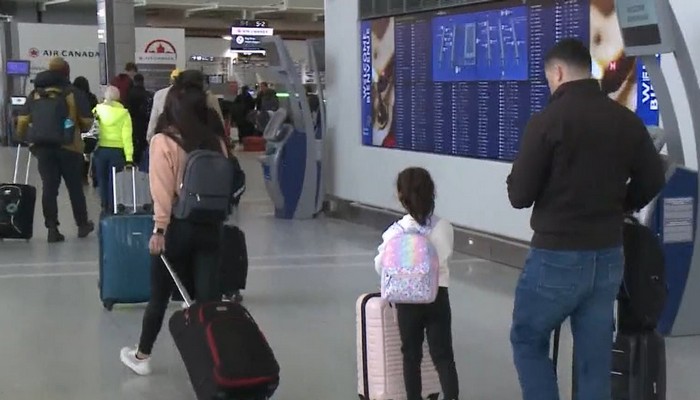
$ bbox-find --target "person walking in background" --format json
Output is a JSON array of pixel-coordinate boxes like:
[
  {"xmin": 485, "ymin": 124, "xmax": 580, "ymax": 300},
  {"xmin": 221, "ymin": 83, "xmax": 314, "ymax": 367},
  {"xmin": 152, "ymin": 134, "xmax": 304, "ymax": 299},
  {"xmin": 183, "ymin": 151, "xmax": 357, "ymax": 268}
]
[
  {"xmin": 127, "ymin": 73, "xmax": 152, "ymax": 166},
  {"xmin": 110, "ymin": 73, "xmax": 133, "ymax": 105},
  {"xmin": 124, "ymin": 62, "xmax": 138, "ymax": 80},
  {"xmin": 147, "ymin": 69, "xmax": 224, "ymax": 142},
  {"xmin": 120, "ymin": 75, "xmax": 230, "ymax": 376},
  {"xmin": 72, "ymin": 76, "xmax": 98, "ymax": 110},
  {"xmin": 15, "ymin": 57, "xmax": 95, "ymax": 242},
  {"xmin": 92, "ymin": 86, "xmax": 134, "ymax": 212},
  {"xmin": 72, "ymin": 76, "xmax": 99, "ymax": 184},
  {"xmin": 232, "ymin": 86, "xmax": 256, "ymax": 139},
  {"xmin": 507, "ymin": 38, "xmax": 665, "ymax": 400},
  {"xmin": 146, "ymin": 68, "xmax": 180, "ymax": 143},
  {"xmin": 374, "ymin": 168, "xmax": 460, "ymax": 400}
]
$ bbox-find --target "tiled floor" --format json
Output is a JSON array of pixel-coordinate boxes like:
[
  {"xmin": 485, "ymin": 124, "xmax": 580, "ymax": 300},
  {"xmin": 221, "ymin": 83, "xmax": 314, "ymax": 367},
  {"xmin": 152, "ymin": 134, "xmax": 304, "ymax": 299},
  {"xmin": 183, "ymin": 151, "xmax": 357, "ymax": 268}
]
[{"xmin": 0, "ymin": 146, "xmax": 698, "ymax": 399}]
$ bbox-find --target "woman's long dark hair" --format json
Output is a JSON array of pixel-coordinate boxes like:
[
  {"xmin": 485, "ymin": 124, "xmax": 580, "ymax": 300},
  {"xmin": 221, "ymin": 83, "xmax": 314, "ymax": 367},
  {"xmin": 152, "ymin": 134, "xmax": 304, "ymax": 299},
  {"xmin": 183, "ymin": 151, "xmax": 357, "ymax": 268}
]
[
  {"xmin": 397, "ymin": 167, "xmax": 436, "ymax": 226},
  {"xmin": 73, "ymin": 76, "xmax": 91, "ymax": 94},
  {"xmin": 160, "ymin": 71, "xmax": 225, "ymax": 152}
]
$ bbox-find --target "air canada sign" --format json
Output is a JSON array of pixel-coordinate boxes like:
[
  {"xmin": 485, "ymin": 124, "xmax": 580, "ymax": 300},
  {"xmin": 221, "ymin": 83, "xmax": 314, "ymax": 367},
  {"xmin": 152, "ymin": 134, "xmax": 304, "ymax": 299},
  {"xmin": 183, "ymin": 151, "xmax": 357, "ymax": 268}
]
[{"xmin": 28, "ymin": 47, "xmax": 99, "ymax": 58}]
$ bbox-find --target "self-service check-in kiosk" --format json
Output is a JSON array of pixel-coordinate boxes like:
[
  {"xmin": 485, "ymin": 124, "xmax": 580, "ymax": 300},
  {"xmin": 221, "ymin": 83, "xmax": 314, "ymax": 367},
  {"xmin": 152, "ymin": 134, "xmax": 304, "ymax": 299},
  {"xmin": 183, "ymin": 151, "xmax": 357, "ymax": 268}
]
[
  {"xmin": 615, "ymin": 0, "xmax": 700, "ymax": 336},
  {"xmin": 256, "ymin": 36, "xmax": 323, "ymax": 219}
]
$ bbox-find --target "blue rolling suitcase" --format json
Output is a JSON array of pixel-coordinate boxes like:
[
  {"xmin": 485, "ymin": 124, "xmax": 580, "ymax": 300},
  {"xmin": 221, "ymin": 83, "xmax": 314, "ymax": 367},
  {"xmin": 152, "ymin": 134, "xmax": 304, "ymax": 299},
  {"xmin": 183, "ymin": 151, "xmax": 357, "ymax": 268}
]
[{"xmin": 99, "ymin": 167, "xmax": 153, "ymax": 311}]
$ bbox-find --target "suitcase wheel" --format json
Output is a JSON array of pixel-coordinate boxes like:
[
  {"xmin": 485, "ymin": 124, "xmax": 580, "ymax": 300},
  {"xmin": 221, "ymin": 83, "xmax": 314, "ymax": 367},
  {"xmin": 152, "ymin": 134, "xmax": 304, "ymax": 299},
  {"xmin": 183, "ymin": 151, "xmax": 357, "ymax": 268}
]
[{"xmin": 103, "ymin": 301, "xmax": 115, "ymax": 311}]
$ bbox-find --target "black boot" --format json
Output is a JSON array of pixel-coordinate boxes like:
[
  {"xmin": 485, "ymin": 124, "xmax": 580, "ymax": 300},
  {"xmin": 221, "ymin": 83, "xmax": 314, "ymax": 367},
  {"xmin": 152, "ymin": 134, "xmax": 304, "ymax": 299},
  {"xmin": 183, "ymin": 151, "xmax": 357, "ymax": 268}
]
[
  {"xmin": 78, "ymin": 221, "xmax": 95, "ymax": 238},
  {"xmin": 47, "ymin": 228, "xmax": 65, "ymax": 243}
]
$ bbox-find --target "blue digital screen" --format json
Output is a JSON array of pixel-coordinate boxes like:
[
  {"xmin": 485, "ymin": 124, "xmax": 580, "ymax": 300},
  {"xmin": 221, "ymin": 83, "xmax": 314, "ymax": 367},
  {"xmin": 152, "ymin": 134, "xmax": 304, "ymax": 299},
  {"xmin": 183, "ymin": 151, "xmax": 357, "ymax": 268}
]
[
  {"xmin": 6, "ymin": 60, "xmax": 30, "ymax": 76},
  {"xmin": 361, "ymin": 0, "xmax": 659, "ymax": 161},
  {"xmin": 433, "ymin": 7, "xmax": 529, "ymax": 82}
]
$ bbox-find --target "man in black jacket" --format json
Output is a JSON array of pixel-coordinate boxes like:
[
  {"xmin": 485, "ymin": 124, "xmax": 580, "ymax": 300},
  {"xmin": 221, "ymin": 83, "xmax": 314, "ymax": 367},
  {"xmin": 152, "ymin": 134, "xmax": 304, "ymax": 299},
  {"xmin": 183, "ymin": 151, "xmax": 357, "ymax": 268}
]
[{"xmin": 507, "ymin": 39, "xmax": 664, "ymax": 400}]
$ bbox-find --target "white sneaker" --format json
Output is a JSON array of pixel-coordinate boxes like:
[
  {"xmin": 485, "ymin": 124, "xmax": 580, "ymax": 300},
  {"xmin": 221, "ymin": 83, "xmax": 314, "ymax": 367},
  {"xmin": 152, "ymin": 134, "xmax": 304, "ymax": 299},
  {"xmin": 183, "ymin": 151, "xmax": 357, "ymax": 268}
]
[{"xmin": 120, "ymin": 346, "xmax": 152, "ymax": 376}]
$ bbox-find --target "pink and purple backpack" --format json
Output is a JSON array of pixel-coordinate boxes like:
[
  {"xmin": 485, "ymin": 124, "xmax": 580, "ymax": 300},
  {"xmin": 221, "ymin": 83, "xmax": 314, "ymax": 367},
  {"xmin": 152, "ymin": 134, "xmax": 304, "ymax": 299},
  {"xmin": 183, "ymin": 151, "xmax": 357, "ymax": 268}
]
[{"xmin": 380, "ymin": 221, "xmax": 440, "ymax": 304}]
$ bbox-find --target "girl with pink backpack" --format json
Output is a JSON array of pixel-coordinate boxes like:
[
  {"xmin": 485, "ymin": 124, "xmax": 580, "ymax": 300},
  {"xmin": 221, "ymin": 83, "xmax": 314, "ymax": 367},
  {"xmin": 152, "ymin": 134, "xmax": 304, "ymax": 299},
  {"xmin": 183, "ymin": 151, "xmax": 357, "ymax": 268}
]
[{"xmin": 374, "ymin": 167, "xmax": 460, "ymax": 400}]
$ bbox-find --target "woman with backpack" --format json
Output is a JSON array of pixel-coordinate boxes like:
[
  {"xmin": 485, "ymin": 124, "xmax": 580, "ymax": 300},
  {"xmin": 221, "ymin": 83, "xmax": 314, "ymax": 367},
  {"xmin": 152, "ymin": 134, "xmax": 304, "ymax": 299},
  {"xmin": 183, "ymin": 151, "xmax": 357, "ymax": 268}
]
[
  {"xmin": 92, "ymin": 85, "xmax": 134, "ymax": 211},
  {"xmin": 120, "ymin": 72, "xmax": 230, "ymax": 376},
  {"xmin": 374, "ymin": 167, "xmax": 460, "ymax": 400}
]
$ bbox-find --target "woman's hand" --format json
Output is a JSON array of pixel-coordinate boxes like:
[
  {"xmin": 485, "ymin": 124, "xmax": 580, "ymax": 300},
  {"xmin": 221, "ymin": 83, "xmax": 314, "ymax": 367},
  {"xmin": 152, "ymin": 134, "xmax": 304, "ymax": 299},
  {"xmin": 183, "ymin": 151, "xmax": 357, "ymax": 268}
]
[{"xmin": 149, "ymin": 233, "xmax": 165, "ymax": 255}]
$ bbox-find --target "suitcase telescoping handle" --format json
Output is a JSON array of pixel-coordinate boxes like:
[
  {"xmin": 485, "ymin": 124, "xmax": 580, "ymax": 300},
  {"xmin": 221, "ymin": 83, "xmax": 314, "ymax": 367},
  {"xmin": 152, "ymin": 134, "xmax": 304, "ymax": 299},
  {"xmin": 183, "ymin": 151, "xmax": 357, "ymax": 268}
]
[
  {"xmin": 111, "ymin": 166, "xmax": 139, "ymax": 215},
  {"xmin": 160, "ymin": 255, "xmax": 193, "ymax": 308},
  {"xmin": 13, "ymin": 144, "xmax": 31, "ymax": 185}
]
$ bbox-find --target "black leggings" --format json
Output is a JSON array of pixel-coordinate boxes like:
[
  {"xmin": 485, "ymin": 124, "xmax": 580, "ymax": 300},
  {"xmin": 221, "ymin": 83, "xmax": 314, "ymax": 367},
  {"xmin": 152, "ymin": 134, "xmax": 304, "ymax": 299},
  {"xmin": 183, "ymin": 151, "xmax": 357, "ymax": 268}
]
[
  {"xmin": 396, "ymin": 287, "xmax": 459, "ymax": 400},
  {"xmin": 138, "ymin": 219, "xmax": 221, "ymax": 355}
]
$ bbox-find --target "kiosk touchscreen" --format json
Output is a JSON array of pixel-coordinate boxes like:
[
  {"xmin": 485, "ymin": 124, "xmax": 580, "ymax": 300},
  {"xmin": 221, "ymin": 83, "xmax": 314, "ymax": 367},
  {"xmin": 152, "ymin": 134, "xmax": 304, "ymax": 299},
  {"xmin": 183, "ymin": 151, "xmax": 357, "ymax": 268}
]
[{"xmin": 615, "ymin": 0, "xmax": 700, "ymax": 336}]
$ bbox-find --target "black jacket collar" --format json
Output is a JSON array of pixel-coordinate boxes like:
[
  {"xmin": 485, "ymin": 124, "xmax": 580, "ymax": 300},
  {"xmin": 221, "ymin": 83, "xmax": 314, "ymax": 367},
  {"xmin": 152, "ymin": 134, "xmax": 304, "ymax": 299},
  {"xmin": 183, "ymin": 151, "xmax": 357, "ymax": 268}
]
[{"xmin": 550, "ymin": 79, "xmax": 602, "ymax": 103}]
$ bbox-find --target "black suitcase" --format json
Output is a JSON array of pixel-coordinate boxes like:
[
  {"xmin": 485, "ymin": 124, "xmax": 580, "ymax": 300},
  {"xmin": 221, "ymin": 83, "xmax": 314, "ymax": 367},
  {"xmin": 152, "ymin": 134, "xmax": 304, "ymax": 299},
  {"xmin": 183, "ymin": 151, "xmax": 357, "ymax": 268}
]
[
  {"xmin": 611, "ymin": 330, "xmax": 666, "ymax": 400},
  {"xmin": 0, "ymin": 145, "xmax": 36, "ymax": 241},
  {"xmin": 162, "ymin": 256, "xmax": 279, "ymax": 400},
  {"xmin": 553, "ymin": 327, "xmax": 667, "ymax": 400},
  {"xmin": 220, "ymin": 224, "xmax": 249, "ymax": 295}
]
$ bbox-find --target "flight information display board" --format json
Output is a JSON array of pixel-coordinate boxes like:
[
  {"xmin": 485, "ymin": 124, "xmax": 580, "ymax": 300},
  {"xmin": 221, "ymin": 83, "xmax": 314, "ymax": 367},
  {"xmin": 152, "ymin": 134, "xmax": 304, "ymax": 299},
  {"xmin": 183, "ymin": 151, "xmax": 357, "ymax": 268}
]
[{"xmin": 360, "ymin": 0, "xmax": 660, "ymax": 162}]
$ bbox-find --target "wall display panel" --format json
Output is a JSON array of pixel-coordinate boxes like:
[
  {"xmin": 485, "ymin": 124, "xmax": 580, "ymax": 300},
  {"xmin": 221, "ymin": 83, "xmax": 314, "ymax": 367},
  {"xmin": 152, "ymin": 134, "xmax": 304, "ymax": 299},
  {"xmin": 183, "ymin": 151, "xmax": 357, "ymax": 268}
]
[{"xmin": 360, "ymin": 0, "xmax": 660, "ymax": 162}]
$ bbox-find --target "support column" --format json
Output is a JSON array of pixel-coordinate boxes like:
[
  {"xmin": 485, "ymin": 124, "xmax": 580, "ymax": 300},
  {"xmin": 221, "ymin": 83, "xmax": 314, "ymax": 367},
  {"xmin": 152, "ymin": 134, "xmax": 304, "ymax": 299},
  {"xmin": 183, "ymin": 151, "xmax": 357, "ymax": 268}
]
[{"xmin": 97, "ymin": 0, "xmax": 135, "ymax": 84}]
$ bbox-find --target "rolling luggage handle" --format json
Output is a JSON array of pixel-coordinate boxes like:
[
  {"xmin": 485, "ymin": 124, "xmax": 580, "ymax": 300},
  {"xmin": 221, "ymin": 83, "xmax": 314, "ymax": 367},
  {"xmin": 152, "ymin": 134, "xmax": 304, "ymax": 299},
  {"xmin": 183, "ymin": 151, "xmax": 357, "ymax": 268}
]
[
  {"xmin": 160, "ymin": 255, "xmax": 193, "ymax": 308},
  {"xmin": 111, "ymin": 166, "xmax": 139, "ymax": 215},
  {"xmin": 13, "ymin": 144, "xmax": 31, "ymax": 185}
]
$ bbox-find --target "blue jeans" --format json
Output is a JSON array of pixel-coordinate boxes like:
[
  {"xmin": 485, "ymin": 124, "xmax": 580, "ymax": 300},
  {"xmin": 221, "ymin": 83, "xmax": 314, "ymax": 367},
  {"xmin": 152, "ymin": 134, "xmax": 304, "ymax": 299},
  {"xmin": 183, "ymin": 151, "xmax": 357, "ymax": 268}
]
[
  {"xmin": 510, "ymin": 247, "xmax": 624, "ymax": 400},
  {"xmin": 93, "ymin": 147, "xmax": 126, "ymax": 211}
]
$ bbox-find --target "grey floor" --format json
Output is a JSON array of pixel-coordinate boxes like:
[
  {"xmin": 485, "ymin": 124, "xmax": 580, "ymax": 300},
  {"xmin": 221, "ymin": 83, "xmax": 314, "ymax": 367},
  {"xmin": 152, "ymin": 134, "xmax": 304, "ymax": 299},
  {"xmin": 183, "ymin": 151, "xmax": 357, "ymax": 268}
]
[{"xmin": 0, "ymin": 147, "xmax": 699, "ymax": 400}]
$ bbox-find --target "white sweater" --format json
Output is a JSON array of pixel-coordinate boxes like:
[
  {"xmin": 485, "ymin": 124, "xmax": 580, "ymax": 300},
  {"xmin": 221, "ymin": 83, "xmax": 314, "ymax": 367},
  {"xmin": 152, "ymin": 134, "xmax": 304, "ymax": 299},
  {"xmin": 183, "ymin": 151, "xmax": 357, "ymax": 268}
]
[{"xmin": 374, "ymin": 215, "xmax": 454, "ymax": 288}]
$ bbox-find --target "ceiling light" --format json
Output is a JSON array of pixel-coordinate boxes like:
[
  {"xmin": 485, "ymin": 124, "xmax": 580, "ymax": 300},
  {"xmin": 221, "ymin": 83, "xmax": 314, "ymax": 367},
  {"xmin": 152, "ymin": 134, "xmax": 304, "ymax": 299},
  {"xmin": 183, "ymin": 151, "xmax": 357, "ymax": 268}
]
[{"xmin": 222, "ymin": 35, "xmax": 232, "ymax": 41}]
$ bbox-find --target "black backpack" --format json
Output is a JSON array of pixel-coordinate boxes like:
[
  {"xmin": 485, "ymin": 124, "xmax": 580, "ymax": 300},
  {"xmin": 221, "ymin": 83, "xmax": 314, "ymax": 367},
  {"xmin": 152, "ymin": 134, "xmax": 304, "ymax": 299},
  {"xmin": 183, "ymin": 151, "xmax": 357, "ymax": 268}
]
[
  {"xmin": 618, "ymin": 217, "xmax": 668, "ymax": 332},
  {"xmin": 172, "ymin": 149, "xmax": 235, "ymax": 222},
  {"xmin": 26, "ymin": 88, "xmax": 73, "ymax": 146}
]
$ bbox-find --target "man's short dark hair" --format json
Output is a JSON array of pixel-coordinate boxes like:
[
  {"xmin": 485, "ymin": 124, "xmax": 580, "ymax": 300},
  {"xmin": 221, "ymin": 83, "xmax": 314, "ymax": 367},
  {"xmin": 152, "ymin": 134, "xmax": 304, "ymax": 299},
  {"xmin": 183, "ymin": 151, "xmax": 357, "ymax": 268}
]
[
  {"xmin": 544, "ymin": 38, "xmax": 592, "ymax": 72},
  {"xmin": 125, "ymin": 62, "xmax": 138, "ymax": 72},
  {"xmin": 133, "ymin": 73, "xmax": 144, "ymax": 85}
]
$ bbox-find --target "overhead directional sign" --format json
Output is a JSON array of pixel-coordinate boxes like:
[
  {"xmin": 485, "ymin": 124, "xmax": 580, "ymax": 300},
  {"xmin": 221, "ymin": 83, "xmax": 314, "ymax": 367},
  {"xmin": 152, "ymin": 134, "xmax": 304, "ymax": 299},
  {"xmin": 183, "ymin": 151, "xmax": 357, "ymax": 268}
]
[{"xmin": 230, "ymin": 20, "xmax": 274, "ymax": 54}]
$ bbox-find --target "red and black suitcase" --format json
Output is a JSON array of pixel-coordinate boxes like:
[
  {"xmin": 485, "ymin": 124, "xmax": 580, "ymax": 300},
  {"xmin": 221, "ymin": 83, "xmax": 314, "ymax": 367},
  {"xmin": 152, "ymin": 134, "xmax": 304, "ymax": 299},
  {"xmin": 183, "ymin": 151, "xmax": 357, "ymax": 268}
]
[
  {"xmin": 162, "ymin": 256, "xmax": 279, "ymax": 400},
  {"xmin": 0, "ymin": 145, "xmax": 35, "ymax": 241}
]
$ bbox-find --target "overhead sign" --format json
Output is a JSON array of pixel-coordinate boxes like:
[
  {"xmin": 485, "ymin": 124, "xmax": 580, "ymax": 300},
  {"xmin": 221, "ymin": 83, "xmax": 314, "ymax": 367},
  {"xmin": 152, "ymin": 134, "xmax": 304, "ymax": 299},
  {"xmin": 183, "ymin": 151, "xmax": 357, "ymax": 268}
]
[
  {"xmin": 230, "ymin": 19, "xmax": 273, "ymax": 54},
  {"xmin": 231, "ymin": 27, "xmax": 274, "ymax": 37}
]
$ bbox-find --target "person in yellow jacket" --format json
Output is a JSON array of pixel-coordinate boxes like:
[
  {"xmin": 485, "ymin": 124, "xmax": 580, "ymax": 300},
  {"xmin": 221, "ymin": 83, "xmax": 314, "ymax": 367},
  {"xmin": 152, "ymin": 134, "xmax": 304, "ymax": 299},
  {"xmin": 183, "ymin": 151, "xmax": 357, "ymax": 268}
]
[{"xmin": 93, "ymin": 85, "xmax": 134, "ymax": 211}]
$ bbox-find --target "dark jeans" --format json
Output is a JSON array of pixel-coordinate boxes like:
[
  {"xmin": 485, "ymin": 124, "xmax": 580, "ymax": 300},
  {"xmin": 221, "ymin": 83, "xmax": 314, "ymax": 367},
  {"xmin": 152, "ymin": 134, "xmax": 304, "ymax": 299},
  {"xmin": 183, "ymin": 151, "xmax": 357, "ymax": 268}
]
[
  {"xmin": 510, "ymin": 247, "xmax": 624, "ymax": 400},
  {"xmin": 138, "ymin": 219, "xmax": 222, "ymax": 355},
  {"xmin": 33, "ymin": 147, "xmax": 89, "ymax": 229},
  {"xmin": 93, "ymin": 147, "xmax": 126, "ymax": 210},
  {"xmin": 396, "ymin": 287, "xmax": 459, "ymax": 400}
]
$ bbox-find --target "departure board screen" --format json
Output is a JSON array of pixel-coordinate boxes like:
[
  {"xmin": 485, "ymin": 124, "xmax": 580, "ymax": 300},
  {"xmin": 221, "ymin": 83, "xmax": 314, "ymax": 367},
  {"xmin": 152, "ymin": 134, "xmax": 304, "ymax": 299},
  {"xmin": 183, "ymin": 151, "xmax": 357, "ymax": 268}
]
[{"xmin": 360, "ymin": 0, "xmax": 660, "ymax": 162}]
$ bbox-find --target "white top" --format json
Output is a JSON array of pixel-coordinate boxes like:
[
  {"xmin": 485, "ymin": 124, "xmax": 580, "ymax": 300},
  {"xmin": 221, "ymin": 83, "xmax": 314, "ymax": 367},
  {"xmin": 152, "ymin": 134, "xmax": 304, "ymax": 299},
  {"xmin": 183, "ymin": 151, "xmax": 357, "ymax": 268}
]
[{"xmin": 374, "ymin": 214, "xmax": 454, "ymax": 287}]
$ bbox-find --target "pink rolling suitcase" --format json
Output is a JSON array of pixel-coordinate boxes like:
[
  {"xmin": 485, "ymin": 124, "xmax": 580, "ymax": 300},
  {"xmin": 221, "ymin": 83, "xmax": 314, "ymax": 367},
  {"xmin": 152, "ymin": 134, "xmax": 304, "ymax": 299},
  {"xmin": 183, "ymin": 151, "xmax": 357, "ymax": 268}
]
[{"xmin": 357, "ymin": 293, "xmax": 441, "ymax": 400}]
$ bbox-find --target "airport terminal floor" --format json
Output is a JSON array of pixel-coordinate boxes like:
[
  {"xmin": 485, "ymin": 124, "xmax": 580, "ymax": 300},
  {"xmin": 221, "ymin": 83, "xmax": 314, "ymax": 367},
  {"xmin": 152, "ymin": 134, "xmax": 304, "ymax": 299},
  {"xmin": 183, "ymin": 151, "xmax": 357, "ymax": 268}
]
[{"xmin": 0, "ymin": 146, "xmax": 699, "ymax": 400}]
